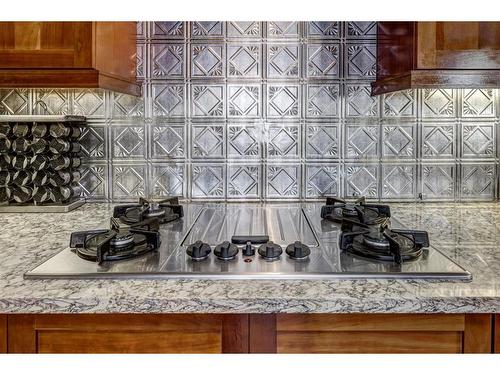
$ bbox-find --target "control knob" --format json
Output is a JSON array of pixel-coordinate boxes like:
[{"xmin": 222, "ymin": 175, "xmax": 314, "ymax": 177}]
[
  {"xmin": 214, "ymin": 241, "xmax": 239, "ymax": 261},
  {"xmin": 186, "ymin": 240, "xmax": 211, "ymax": 261},
  {"xmin": 286, "ymin": 241, "xmax": 311, "ymax": 260},
  {"xmin": 242, "ymin": 241, "xmax": 255, "ymax": 256},
  {"xmin": 258, "ymin": 241, "xmax": 282, "ymax": 261}
]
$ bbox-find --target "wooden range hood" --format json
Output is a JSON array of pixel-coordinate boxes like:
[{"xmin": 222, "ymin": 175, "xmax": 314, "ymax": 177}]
[
  {"xmin": 371, "ymin": 22, "xmax": 500, "ymax": 95},
  {"xmin": 0, "ymin": 22, "xmax": 140, "ymax": 96}
]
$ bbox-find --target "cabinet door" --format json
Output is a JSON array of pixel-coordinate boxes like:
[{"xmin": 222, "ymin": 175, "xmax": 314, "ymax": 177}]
[
  {"xmin": 250, "ymin": 314, "xmax": 492, "ymax": 353},
  {"xmin": 8, "ymin": 314, "xmax": 248, "ymax": 354},
  {"xmin": 0, "ymin": 22, "xmax": 93, "ymax": 69},
  {"xmin": 417, "ymin": 22, "xmax": 500, "ymax": 69}
]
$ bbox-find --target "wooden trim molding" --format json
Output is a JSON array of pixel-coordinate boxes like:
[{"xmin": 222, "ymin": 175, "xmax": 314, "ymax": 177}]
[
  {"xmin": 0, "ymin": 69, "xmax": 100, "ymax": 88},
  {"xmin": 494, "ymin": 314, "xmax": 500, "ymax": 353},
  {"xmin": 371, "ymin": 70, "xmax": 500, "ymax": 95},
  {"xmin": 221, "ymin": 314, "xmax": 249, "ymax": 353},
  {"xmin": 7, "ymin": 315, "xmax": 35, "ymax": 353},
  {"xmin": 277, "ymin": 313, "xmax": 465, "ymax": 332},
  {"xmin": 463, "ymin": 314, "xmax": 492, "ymax": 353},
  {"xmin": 0, "ymin": 69, "xmax": 141, "ymax": 95},
  {"xmin": 0, "ymin": 315, "xmax": 6, "ymax": 353},
  {"xmin": 249, "ymin": 314, "xmax": 277, "ymax": 353}
]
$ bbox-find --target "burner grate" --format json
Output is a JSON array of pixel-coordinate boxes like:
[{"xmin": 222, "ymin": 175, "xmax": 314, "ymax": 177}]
[
  {"xmin": 320, "ymin": 196, "xmax": 390, "ymax": 225},
  {"xmin": 70, "ymin": 217, "xmax": 161, "ymax": 264},
  {"xmin": 113, "ymin": 197, "xmax": 184, "ymax": 225},
  {"xmin": 338, "ymin": 219, "xmax": 429, "ymax": 265}
]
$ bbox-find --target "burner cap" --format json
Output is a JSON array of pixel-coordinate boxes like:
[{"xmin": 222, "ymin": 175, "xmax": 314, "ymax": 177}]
[
  {"xmin": 341, "ymin": 206, "xmax": 358, "ymax": 217},
  {"xmin": 143, "ymin": 207, "xmax": 167, "ymax": 219},
  {"xmin": 110, "ymin": 233, "xmax": 135, "ymax": 248},
  {"xmin": 362, "ymin": 232, "xmax": 390, "ymax": 251}
]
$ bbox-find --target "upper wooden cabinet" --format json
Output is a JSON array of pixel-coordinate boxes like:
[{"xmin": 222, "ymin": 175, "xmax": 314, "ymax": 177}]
[
  {"xmin": 0, "ymin": 22, "xmax": 140, "ymax": 96},
  {"xmin": 371, "ymin": 22, "xmax": 500, "ymax": 95}
]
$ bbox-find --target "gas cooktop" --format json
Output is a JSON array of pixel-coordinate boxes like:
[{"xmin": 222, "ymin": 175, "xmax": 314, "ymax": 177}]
[{"xmin": 25, "ymin": 200, "xmax": 471, "ymax": 280}]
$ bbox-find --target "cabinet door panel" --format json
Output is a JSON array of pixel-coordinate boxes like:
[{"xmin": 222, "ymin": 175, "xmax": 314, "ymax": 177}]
[
  {"xmin": 418, "ymin": 22, "xmax": 500, "ymax": 69},
  {"xmin": 8, "ymin": 314, "xmax": 248, "ymax": 354},
  {"xmin": 38, "ymin": 331, "xmax": 221, "ymax": 354},
  {"xmin": 0, "ymin": 22, "xmax": 92, "ymax": 69},
  {"xmin": 278, "ymin": 314, "xmax": 465, "ymax": 332},
  {"xmin": 278, "ymin": 331, "xmax": 462, "ymax": 353}
]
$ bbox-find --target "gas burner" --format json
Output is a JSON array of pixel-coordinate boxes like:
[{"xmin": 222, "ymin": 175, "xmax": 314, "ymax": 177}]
[
  {"xmin": 113, "ymin": 197, "xmax": 184, "ymax": 225},
  {"xmin": 70, "ymin": 217, "xmax": 161, "ymax": 264},
  {"xmin": 339, "ymin": 220, "xmax": 429, "ymax": 265},
  {"xmin": 320, "ymin": 196, "xmax": 390, "ymax": 225}
]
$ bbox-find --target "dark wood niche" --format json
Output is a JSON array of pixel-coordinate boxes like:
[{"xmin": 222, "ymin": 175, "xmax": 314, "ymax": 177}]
[
  {"xmin": 371, "ymin": 22, "xmax": 500, "ymax": 95},
  {"xmin": 0, "ymin": 22, "xmax": 140, "ymax": 96}
]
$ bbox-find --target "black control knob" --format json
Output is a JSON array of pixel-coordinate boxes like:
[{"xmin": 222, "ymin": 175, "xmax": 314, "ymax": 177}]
[
  {"xmin": 242, "ymin": 241, "xmax": 255, "ymax": 256},
  {"xmin": 186, "ymin": 240, "xmax": 211, "ymax": 261},
  {"xmin": 286, "ymin": 241, "xmax": 311, "ymax": 260},
  {"xmin": 258, "ymin": 241, "xmax": 282, "ymax": 261},
  {"xmin": 214, "ymin": 241, "xmax": 239, "ymax": 261}
]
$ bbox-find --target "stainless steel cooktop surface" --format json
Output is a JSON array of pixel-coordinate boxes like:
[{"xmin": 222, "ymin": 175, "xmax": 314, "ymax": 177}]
[{"xmin": 25, "ymin": 203, "xmax": 471, "ymax": 280}]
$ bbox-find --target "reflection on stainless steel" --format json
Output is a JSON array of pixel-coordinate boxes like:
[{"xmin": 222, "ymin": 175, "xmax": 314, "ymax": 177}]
[{"xmin": 25, "ymin": 203, "xmax": 472, "ymax": 280}]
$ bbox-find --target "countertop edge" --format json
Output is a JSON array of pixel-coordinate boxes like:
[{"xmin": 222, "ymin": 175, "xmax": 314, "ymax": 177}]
[{"xmin": 2, "ymin": 296, "xmax": 500, "ymax": 314}]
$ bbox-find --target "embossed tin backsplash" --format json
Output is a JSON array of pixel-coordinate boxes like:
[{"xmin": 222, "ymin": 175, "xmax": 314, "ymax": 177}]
[{"xmin": 1, "ymin": 21, "xmax": 499, "ymax": 202}]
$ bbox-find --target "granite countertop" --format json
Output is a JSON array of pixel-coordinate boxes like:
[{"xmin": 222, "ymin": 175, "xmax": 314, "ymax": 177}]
[{"xmin": 1, "ymin": 202, "xmax": 500, "ymax": 314}]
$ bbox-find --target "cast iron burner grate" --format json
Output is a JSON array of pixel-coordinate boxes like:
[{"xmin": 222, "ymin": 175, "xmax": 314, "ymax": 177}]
[
  {"xmin": 338, "ymin": 218, "xmax": 429, "ymax": 264},
  {"xmin": 70, "ymin": 217, "xmax": 161, "ymax": 264},
  {"xmin": 113, "ymin": 197, "xmax": 184, "ymax": 225},
  {"xmin": 320, "ymin": 196, "xmax": 390, "ymax": 225}
]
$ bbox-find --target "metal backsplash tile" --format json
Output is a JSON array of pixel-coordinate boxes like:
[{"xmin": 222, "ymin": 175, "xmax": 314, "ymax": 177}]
[{"xmin": 1, "ymin": 21, "xmax": 499, "ymax": 202}]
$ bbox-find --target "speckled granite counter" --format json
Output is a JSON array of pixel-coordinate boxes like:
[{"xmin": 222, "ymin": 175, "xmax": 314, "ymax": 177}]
[{"xmin": 1, "ymin": 202, "xmax": 500, "ymax": 314}]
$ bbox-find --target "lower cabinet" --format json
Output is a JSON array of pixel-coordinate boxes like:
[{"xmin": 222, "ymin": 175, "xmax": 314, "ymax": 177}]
[
  {"xmin": 250, "ymin": 314, "xmax": 493, "ymax": 354},
  {"xmin": 2, "ymin": 313, "xmax": 495, "ymax": 353},
  {"xmin": 7, "ymin": 314, "xmax": 248, "ymax": 353}
]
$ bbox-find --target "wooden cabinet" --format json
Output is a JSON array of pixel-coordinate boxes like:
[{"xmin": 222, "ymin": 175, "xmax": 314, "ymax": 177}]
[
  {"xmin": 3, "ymin": 313, "xmax": 495, "ymax": 353},
  {"xmin": 0, "ymin": 315, "xmax": 6, "ymax": 353},
  {"xmin": 7, "ymin": 314, "xmax": 248, "ymax": 353},
  {"xmin": 372, "ymin": 22, "xmax": 500, "ymax": 95},
  {"xmin": 0, "ymin": 22, "xmax": 140, "ymax": 96},
  {"xmin": 250, "ymin": 314, "xmax": 492, "ymax": 353}
]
